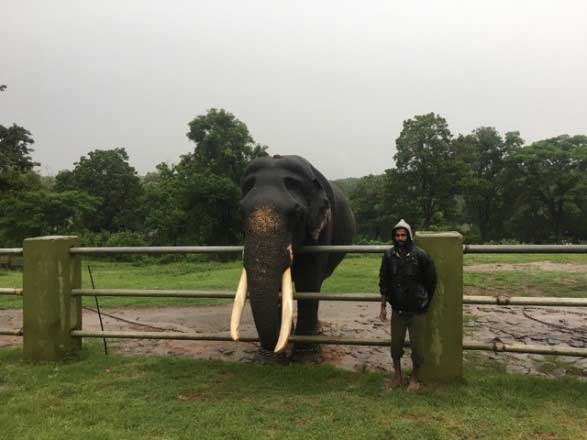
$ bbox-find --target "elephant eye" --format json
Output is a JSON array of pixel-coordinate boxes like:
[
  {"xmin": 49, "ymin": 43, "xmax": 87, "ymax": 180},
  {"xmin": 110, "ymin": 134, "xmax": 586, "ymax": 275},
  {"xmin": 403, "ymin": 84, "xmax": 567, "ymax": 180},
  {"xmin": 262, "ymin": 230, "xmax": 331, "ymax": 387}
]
[
  {"xmin": 284, "ymin": 177, "xmax": 305, "ymax": 194},
  {"xmin": 242, "ymin": 177, "xmax": 255, "ymax": 195}
]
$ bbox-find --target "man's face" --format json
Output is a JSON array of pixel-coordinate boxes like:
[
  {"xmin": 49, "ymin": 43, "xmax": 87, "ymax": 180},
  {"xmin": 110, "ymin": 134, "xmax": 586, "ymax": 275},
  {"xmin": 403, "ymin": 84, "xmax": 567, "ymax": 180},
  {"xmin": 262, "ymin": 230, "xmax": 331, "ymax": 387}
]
[{"xmin": 394, "ymin": 228, "xmax": 408, "ymax": 243}]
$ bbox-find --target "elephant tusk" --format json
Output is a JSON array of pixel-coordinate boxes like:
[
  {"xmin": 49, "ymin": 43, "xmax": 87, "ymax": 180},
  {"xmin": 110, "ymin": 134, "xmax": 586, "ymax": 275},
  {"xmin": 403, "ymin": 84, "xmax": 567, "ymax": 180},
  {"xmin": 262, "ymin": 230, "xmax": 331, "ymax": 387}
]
[
  {"xmin": 230, "ymin": 269, "xmax": 248, "ymax": 341},
  {"xmin": 274, "ymin": 267, "xmax": 294, "ymax": 353}
]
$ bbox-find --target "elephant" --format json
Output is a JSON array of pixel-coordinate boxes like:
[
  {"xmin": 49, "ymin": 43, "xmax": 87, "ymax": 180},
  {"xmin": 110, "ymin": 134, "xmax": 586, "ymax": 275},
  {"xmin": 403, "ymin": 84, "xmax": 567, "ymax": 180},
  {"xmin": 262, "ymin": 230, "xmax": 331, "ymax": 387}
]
[{"xmin": 230, "ymin": 155, "xmax": 356, "ymax": 354}]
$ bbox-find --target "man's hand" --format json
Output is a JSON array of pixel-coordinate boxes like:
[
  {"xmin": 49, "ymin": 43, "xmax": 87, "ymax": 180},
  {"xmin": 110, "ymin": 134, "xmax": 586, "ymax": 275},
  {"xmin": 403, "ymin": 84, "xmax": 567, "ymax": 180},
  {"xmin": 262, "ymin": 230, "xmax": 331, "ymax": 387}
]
[{"xmin": 379, "ymin": 301, "xmax": 387, "ymax": 321}]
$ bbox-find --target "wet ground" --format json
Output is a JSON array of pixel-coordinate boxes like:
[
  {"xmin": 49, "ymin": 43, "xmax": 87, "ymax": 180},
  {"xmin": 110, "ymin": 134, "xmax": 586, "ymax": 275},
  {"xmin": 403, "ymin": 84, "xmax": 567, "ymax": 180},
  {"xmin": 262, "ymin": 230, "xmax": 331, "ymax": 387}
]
[{"xmin": 2, "ymin": 301, "xmax": 586, "ymax": 379}]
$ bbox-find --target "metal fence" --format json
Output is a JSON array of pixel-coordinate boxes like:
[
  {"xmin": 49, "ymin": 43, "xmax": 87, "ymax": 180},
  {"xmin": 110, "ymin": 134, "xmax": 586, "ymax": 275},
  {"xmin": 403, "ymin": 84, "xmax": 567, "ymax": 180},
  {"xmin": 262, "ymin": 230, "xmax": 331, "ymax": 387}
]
[{"xmin": 1, "ymin": 243, "xmax": 587, "ymax": 358}]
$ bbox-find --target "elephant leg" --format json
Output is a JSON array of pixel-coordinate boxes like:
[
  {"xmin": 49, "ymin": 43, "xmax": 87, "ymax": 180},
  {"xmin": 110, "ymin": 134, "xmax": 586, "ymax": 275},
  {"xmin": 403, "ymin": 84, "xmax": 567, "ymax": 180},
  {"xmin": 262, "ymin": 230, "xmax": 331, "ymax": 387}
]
[
  {"xmin": 293, "ymin": 279, "xmax": 322, "ymax": 354},
  {"xmin": 291, "ymin": 255, "xmax": 327, "ymax": 353},
  {"xmin": 295, "ymin": 298, "xmax": 320, "ymax": 336}
]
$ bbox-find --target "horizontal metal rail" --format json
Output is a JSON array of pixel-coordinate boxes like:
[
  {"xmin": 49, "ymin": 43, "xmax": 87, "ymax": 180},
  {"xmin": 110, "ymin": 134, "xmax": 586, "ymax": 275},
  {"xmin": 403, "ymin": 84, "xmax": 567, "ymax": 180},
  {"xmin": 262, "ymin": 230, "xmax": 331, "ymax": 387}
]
[
  {"xmin": 0, "ymin": 244, "xmax": 585, "ymax": 256},
  {"xmin": 72, "ymin": 289, "xmax": 587, "ymax": 307},
  {"xmin": 68, "ymin": 244, "xmax": 587, "ymax": 255},
  {"xmin": 465, "ymin": 341, "xmax": 587, "ymax": 357},
  {"xmin": 69, "ymin": 330, "xmax": 417, "ymax": 347},
  {"xmin": 0, "ymin": 328, "xmax": 23, "ymax": 336},
  {"xmin": 70, "ymin": 246, "xmax": 244, "ymax": 255},
  {"xmin": 68, "ymin": 245, "xmax": 393, "ymax": 255},
  {"xmin": 70, "ymin": 330, "xmax": 587, "ymax": 357},
  {"xmin": 0, "ymin": 288, "xmax": 23, "ymax": 296},
  {"xmin": 0, "ymin": 248, "xmax": 23, "ymax": 256},
  {"xmin": 72, "ymin": 289, "xmax": 386, "ymax": 301}
]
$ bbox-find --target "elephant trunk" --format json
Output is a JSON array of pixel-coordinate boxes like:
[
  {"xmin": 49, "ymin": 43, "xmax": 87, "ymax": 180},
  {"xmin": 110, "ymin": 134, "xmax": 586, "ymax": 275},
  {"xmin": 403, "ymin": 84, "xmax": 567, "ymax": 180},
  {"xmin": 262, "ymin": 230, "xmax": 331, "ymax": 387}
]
[{"xmin": 230, "ymin": 206, "xmax": 294, "ymax": 352}]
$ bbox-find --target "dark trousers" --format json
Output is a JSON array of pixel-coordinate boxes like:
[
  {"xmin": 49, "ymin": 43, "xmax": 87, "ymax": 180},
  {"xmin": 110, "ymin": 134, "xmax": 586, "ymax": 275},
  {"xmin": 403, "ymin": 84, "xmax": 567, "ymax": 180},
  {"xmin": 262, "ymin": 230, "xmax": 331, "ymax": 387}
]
[{"xmin": 390, "ymin": 311, "xmax": 426, "ymax": 370}]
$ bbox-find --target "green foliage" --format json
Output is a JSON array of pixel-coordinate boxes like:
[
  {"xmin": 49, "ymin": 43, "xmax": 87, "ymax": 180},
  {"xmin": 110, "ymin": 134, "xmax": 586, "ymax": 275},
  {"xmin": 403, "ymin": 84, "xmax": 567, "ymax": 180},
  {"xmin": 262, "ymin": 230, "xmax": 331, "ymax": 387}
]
[
  {"xmin": 504, "ymin": 135, "xmax": 587, "ymax": 242},
  {"xmin": 142, "ymin": 162, "xmax": 241, "ymax": 246},
  {"xmin": 454, "ymin": 128, "xmax": 523, "ymax": 241},
  {"xmin": 393, "ymin": 113, "xmax": 459, "ymax": 228},
  {"xmin": 142, "ymin": 163, "xmax": 187, "ymax": 245},
  {"xmin": 185, "ymin": 108, "xmax": 268, "ymax": 184},
  {"xmin": 141, "ymin": 108, "xmax": 268, "ymax": 247},
  {"xmin": 332, "ymin": 177, "xmax": 360, "ymax": 196},
  {"xmin": 55, "ymin": 148, "xmax": 144, "ymax": 232},
  {"xmin": 0, "ymin": 124, "xmax": 39, "ymax": 193},
  {"xmin": 0, "ymin": 190, "xmax": 99, "ymax": 246},
  {"xmin": 349, "ymin": 174, "xmax": 389, "ymax": 241}
]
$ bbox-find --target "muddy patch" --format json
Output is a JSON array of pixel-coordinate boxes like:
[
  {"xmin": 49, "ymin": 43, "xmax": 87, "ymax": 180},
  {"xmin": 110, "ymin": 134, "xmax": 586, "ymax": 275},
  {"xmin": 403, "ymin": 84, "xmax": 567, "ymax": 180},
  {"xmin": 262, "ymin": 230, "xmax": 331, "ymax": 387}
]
[{"xmin": 1, "ymin": 303, "xmax": 586, "ymax": 379}]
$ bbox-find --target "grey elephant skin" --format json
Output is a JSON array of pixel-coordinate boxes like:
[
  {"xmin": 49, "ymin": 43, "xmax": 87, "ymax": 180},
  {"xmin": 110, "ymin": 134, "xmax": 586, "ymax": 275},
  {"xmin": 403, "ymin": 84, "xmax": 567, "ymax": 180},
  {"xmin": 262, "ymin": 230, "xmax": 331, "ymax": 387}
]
[{"xmin": 238, "ymin": 155, "xmax": 356, "ymax": 352}]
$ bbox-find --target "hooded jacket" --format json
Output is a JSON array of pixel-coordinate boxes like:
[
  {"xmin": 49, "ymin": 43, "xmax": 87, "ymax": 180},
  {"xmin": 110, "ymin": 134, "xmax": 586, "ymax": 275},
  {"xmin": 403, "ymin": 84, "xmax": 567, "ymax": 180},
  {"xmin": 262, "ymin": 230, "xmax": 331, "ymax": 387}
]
[{"xmin": 379, "ymin": 219, "xmax": 437, "ymax": 314}]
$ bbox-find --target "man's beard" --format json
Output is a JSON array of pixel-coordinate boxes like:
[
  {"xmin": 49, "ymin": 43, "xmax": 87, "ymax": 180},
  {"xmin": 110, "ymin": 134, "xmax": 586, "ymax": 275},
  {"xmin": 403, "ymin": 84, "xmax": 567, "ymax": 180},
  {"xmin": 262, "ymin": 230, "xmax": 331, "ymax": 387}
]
[{"xmin": 395, "ymin": 240, "xmax": 412, "ymax": 253}]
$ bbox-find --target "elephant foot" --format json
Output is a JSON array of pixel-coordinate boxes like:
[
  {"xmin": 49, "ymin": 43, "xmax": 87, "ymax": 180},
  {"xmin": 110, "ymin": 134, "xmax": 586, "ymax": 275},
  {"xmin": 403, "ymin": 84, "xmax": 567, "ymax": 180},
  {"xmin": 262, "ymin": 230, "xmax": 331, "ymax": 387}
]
[
  {"xmin": 253, "ymin": 347, "xmax": 289, "ymax": 365},
  {"xmin": 291, "ymin": 342, "xmax": 322, "ymax": 363}
]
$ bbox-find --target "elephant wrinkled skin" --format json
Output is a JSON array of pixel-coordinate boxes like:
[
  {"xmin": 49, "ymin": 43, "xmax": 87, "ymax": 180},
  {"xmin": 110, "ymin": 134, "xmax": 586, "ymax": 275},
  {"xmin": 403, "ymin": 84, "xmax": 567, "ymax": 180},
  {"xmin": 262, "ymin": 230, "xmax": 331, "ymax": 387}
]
[{"xmin": 230, "ymin": 155, "xmax": 356, "ymax": 353}]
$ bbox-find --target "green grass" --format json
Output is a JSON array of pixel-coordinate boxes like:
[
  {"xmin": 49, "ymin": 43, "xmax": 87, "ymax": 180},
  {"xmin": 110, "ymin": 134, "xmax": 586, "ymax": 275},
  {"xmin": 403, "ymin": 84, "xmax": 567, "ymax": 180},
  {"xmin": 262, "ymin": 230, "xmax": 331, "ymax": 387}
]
[
  {"xmin": 0, "ymin": 345, "xmax": 586, "ymax": 439},
  {"xmin": 1, "ymin": 254, "xmax": 586, "ymax": 309},
  {"xmin": 465, "ymin": 271, "xmax": 587, "ymax": 297}
]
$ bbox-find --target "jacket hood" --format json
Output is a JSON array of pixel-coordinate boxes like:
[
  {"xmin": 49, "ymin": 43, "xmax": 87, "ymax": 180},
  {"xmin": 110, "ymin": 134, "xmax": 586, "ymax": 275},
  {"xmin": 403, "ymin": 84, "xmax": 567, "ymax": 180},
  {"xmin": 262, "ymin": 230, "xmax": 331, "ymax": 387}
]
[{"xmin": 392, "ymin": 219, "xmax": 413, "ymax": 242}]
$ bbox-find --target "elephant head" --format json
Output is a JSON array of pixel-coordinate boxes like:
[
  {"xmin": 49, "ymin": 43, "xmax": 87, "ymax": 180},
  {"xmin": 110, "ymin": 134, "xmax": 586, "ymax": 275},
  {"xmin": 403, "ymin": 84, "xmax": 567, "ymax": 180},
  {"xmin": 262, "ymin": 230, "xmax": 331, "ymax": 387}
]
[{"xmin": 230, "ymin": 155, "xmax": 334, "ymax": 352}]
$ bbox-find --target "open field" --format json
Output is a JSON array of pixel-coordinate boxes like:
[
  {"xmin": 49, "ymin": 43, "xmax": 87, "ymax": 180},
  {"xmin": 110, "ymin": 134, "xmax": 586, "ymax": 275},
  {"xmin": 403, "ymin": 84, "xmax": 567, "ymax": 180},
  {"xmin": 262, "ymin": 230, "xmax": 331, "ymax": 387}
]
[
  {"xmin": 1, "ymin": 345, "xmax": 586, "ymax": 440},
  {"xmin": 1, "ymin": 254, "xmax": 586, "ymax": 309},
  {"xmin": 2, "ymin": 254, "xmax": 587, "ymax": 438}
]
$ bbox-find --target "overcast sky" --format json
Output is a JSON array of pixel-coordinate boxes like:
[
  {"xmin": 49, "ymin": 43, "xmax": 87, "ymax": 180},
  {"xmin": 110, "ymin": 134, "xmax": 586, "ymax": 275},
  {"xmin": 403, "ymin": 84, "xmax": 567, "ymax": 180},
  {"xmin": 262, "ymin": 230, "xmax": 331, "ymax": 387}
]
[{"xmin": 1, "ymin": 1, "xmax": 586, "ymax": 179}]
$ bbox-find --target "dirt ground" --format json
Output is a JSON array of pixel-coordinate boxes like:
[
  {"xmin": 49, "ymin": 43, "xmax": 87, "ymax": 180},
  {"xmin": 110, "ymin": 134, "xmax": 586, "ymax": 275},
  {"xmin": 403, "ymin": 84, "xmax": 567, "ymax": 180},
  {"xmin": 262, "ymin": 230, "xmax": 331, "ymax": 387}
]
[
  {"xmin": 466, "ymin": 262, "xmax": 587, "ymax": 273},
  {"xmin": 2, "ymin": 300, "xmax": 586, "ymax": 379}
]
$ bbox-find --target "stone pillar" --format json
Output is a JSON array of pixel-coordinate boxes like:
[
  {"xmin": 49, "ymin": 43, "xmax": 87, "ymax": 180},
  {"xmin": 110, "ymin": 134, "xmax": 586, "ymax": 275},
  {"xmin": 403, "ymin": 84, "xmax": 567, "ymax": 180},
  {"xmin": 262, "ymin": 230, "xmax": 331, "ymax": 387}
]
[
  {"xmin": 23, "ymin": 236, "xmax": 82, "ymax": 361},
  {"xmin": 415, "ymin": 232, "xmax": 463, "ymax": 382}
]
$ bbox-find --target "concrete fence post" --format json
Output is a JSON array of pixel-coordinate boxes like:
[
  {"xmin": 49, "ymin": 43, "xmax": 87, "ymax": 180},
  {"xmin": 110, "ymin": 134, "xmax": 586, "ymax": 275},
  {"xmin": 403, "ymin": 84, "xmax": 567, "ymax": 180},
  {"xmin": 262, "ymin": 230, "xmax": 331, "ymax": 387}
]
[
  {"xmin": 416, "ymin": 232, "xmax": 463, "ymax": 382},
  {"xmin": 23, "ymin": 236, "xmax": 82, "ymax": 361}
]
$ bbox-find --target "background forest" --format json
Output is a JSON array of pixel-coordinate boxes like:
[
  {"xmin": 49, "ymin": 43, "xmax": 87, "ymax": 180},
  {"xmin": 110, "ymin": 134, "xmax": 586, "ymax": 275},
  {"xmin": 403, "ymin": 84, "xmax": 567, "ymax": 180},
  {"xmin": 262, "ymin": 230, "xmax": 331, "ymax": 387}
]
[{"xmin": 2, "ymin": 93, "xmax": 586, "ymax": 247}]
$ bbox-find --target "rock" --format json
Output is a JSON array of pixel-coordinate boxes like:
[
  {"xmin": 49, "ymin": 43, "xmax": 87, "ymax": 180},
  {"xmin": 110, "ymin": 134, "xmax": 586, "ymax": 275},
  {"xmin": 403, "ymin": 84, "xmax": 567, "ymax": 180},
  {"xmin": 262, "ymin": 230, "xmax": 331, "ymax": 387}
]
[{"xmin": 551, "ymin": 368, "xmax": 566, "ymax": 378}]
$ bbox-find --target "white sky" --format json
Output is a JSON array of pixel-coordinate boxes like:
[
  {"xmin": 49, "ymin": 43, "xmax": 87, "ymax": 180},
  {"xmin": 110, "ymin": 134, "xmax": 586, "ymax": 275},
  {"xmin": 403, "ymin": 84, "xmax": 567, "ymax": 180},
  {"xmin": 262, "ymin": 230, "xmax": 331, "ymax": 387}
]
[{"xmin": 1, "ymin": 1, "xmax": 586, "ymax": 179}]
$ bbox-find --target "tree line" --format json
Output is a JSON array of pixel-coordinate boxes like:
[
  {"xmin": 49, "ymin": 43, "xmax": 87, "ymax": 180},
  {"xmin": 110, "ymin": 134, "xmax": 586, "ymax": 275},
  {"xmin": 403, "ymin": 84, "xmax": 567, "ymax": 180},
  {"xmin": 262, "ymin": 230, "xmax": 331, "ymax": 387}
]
[
  {"xmin": 350, "ymin": 113, "xmax": 587, "ymax": 244},
  {"xmin": 0, "ymin": 105, "xmax": 267, "ymax": 248},
  {"xmin": 1, "ymin": 93, "xmax": 586, "ymax": 246}
]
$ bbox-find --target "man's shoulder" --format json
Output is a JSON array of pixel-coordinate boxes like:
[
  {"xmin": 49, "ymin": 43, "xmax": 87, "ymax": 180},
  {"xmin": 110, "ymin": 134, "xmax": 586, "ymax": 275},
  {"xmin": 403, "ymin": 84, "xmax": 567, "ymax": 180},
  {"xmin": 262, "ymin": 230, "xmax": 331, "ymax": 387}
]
[{"xmin": 411, "ymin": 245, "xmax": 431, "ymax": 259}]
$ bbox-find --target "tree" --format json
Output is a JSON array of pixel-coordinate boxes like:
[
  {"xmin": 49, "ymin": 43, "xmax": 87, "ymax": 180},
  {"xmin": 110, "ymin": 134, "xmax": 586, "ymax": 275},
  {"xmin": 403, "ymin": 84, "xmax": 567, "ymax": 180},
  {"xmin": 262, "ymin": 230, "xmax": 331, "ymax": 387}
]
[
  {"xmin": 0, "ymin": 190, "xmax": 99, "ymax": 246},
  {"xmin": 142, "ymin": 163, "xmax": 188, "ymax": 245},
  {"xmin": 349, "ymin": 174, "xmax": 387, "ymax": 241},
  {"xmin": 393, "ymin": 113, "xmax": 459, "ymax": 228},
  {"xmin": 176, "ymin": 170, "xmax": 241, "ymax": 245},
  {"xmin": 0, "ymin": 124, "xmax": 39, "ymax": 193},
  {"xmin": 185, "ymin": 108, "xmax": 268, "ymax": 184},
  {"xmin": 505, "ymin": 135, "xmax": 587, "ymax": 242},
  {"xmin": 55, "ymin": 148, "xmax": 144, "ymax": 232},
  {"xmin": 454, "ymin": 127, "xmax": 523, "ymax": 241}
]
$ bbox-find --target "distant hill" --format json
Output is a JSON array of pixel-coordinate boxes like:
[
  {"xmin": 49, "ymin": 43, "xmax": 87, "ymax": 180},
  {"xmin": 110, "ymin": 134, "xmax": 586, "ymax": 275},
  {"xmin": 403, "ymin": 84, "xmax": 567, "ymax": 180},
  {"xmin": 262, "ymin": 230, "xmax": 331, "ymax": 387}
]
[{"xmin": 331, "ymin": 177, "xmax": 360, "ymax": 196}]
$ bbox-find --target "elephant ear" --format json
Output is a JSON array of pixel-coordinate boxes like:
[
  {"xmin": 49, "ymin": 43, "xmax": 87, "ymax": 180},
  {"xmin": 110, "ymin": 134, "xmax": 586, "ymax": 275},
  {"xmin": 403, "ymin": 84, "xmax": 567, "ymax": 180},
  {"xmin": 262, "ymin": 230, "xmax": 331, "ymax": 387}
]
[{"xmin": 307, "ymin": 178, "xmax": 332, "ymax": 241}]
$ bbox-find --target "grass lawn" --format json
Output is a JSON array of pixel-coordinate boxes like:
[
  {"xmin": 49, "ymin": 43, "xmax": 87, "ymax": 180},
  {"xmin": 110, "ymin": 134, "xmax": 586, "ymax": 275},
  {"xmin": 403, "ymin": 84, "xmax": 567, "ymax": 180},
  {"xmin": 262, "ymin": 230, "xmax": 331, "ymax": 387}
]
[
  {"xmin": 1, "ymin": 254, "xmax": 586, "ymax": 309},
  {"xmin": 1, "ymin": 344, "xmax": 586, "ymax": 439}
]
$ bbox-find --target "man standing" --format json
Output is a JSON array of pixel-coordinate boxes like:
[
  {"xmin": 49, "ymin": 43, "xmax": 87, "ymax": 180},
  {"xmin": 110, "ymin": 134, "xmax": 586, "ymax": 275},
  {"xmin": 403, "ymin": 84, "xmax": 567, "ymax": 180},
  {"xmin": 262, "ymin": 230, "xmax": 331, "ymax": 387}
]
[{"xmin": 379, "ymin": 219, "xmax": 437, "ymax": 391}]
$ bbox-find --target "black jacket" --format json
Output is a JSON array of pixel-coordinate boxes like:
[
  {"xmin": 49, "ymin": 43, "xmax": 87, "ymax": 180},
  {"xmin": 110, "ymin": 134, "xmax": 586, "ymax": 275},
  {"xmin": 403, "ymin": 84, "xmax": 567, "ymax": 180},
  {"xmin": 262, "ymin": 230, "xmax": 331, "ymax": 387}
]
[{"xmin": 379, "ymin": 245, "xmax": 437, "ymax": 314}]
